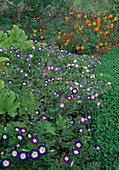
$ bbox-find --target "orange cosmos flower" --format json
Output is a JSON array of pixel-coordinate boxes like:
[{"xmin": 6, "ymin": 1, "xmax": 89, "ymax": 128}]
[
  {"xmin": 49, "ymin": 14, "xmax": 51, "ymax": 16},
  {"xmin": 63, "ymin": 40, "xmax": 65, "ymax": 42},
  {"xmin": 107, "ymin": 25, "xmax": 110, "ymax": 29},
  {"xmin": 103, "ymin": 22, "xmax": 105, "ymax": 24},
  {"xmin": 115, "ymin": 38, "xmax": 117, "ymax": 41},
  {"xmin": 33, "ymin": 34, "xmax": 36, "ymax": 37},
  {"xmin": 57, "ymin": 36, "xmax": 60, "ymax": 40},
  {"xmin": 95, "ymin": 27, "xmax": 99, "ymax": 31},
  {"xmin": 97, "ymin": 24, "xmax": 101, "ymax": 27},
  {"xmin": 74, "ymin": 21, "xmax": 76, "ymax": 24},
  {"xmin": 76, "ymin": 46, "xmax": 80, "ymax": 50},
  {"xmin": 99, "ymin": 42, "xmax": 103, "ymax": 46},
  {"xmin": 65, "ymin": 17, "xmax": 69, "ymax": 21},
  {"xmin": 102, "ymin": 47, "xmax": 104, "ymax": 50},
  {"xmin": 111, "ymin": 24, "xmax": 113, "ymax": 28},
  {"xmin": 114, "ymin": 16, "xmax": 118, "ymax": 21},
  {"xmin": 105, "ymin": 42, "xmax": 108, "ymax": 46},
  {"xmin": 105, "ymin": 10, "xmax": 107, "ymax": 13},
  {"xmin": 33, "ymin": 30, "xmax": 37, "ymax": 33},
  {"xmin": 104, "ymin": 16, "xmax": 107, "ymax": 19},
  {"xmin": 96, "ymin": 46, "xmax": 99, "ymax": 49},
  {"xmin": 74, "ymin": 40, "xmax": 77, "ymax": 42},
  {"xmin": 72, "ymin": 8, "xmax": 75, "ymax": 12},
  {"xmin": 81, "ymin": 46, "xmax": 84, "ymax": 50},
  {"xmin": 83, "ymin": 39, "xmax": 86, "ymax": 42}
]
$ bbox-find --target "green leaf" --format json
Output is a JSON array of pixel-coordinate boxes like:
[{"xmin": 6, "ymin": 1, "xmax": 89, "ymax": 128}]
[
  {"xmin": 0, "ymin": 57, "xmax": 10, "ymax": 63},
  {"xmin": 0, "ymin": 94, "xmax": 5, "ymax": 112},
  {"xmin": 0, "ymin": 80, "xmax": 5, "ymax": 90},
  {"xmin": 45, "ymin": 122, "xmax": 56, "ymax": 135},
  {"xmin": 5, "ymin": 91, "xmax": 16, "ymax": 110}
]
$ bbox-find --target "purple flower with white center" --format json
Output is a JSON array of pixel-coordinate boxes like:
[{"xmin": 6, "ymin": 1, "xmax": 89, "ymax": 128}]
[
  {"xmin": 80, "ymin": 74, "xmax": 84, "ymax": 78},
  {"xmin": 75, "ymin": 141, "xmax": 83, "ymax": 149},
  {"xmin": 15, "ymin": 143, "xmax": 21, "ymax": 148},
  {"xmin": 29, "ymin": 54, "xmax": 33, "ymax": 58},
  {"xmin": 6, "ymin": 62, "xmax": 10, "ymax": 66},
  {"xmin": 19, "ymin": 69, "xmax": 24, "ymax": 74},
  {"xmin": 87, "ymin": 115, "xmax": 92, "ymax": 120},
  {"xmin": 63, "ymin": 155, "xmax": 71, "ymax": 163},
  {"xmin": 16, "ymin": 53, "xmax": 21, "ymax": 58},
  {"xmin": 50, "ymin": 66, "xmax": 54, "ymax": 70},
  {"xmin": 100, "ymin": 73, "xmax": 103, "ymax": 76},
  {"xmin": 89, "ymin": 75, "xmax": 93, "ymax": 79},
  {"xmin": 0, "ymin": 150, "xmax": 5, "ymax": 156},
  {"xmin": 86, "ymin": 87, "xmax": 91, "ymax": 92},
  {"xmin": 47, "ymin": 66, "xmax": 51, "ymax": 70},
  {"xmin": 32, "ymin": 46, "xmax": 35, "ymax": 50},
  {"xmin": 92, "ymin": 55, "xmax": 94, "ymax": 58},
  {"xmin": 79, "ymin": 84, "xmax": 83, "ymax": 88},
  {"xmin": 28, "ymin": 63, "xmax": 31, "ymax": 67},
  {"xmin": 56, "ymin": 52, "xmax": 59, "ymax": 55},
  {"xmin": 72, "ymin": 149, "xmax": 80, "ymax": 156},
  {"xmin": 70, "ymin": 120, "xmax": 75, "ymax": 125},
  {"xmin": 38, "ymin": 47, "xmax": 42, "ymax": 51},
  {"xmin": 2, "ymin": 70, "xmax": 6, "ymax": 74},
  {"xmin": 91, "ymin": 94, "xmax": 95, "ymax": 100},
  {"xmin": 35, "ymin": 109, "xmax": 40, "ymax": 115},
  {"xmin": 21, "ymin": 127, "xmax": 27, "ymax": 134},
  {"xmin": 88, "ymin": 127, "xmax": 93, "ymax": 131},
  {"xmin": 0, "ymin": 48, "xmax": 4, "ymax": 52},
  {"xmin": 67, "ymin": 96, "xmax": 72, "ymax": 100},
  {"xmin": 14, "ymin": 126, "xmax": 21, "ymax": 132},
  {"xmin": 16, "ymin": 134, "xmax": 24, "ymax": 141},
  {"xmin": 95, "ymin": 64, "xmax": 97, "ymax": 67},
  {"xmin": 68, "ymin": 53, "xmax": 71, "ymax": 55},
  {"xmin": 26, "ymin": 57, "xmax": 30, "ymax": 62},
  {"xmin": 97, "ymin": 101, "xmax": 102, "ymax": 107},
  {"xmin": 94, "ymin": 92, "xmax": 99, "ymax": 98},
  {"xmin": 72, "ymin": 88, "xmax": 78, "ymax": 94},
  {"xmin": 80, "ymin": 117, "xmax": 85, "ymax": 123},
  {"xmin": 96, "ymin": 144, "xmax": 102, "ymax": 151},
  {"xmin": 31, "ymin": 137, "xmax": 39, "ymax": 144},
  {"xmin": 69, "ymin": 86, "xmax": 73, "ymax": 91},
  {"xmin": 55, "ymin": 67, "xmax": 59, "ymax": 71},
  {"xmin": 41, "ymin": 115, "xmax": 49, "ymax": 120},
  {"xmin": 70, "ymin": 94, "xmax": 75, "ymax": 98},
  {"xmin": 10, "ymin": 46, "xmax": 14, "ymax": 49},
  {"xmin": 37, "ymin": 118, "xmax": 40, "ymax": 122},
  {"xmin": 57, "ymin": 77, "xmax": 61, "ymax": 80},
  {"xmin": 38, "ymin": 145, "xmax": 47, "ymax": 155},
  {"xmin": 19, "ymin": 151, "xmax": 27, "ymax": 161},
  {"xmin": 2, "ymin": 134, "xmax": 8, "ymax": 140},
  {"xmin": 51, "ymin": 77, "xmax": 55, "ymax": 81},
  {"xmin": 24, "ymin": 73, "xmax": 28, "ymax": 77},
  {"xmin": 9, "ymin": 50, "xmax": 13, "ymax": 53},
  {"xmin": 29, "ymin": 149, "xmax": 40, "ymax": 160},
  {"xmin": 79, "ymin": 128, "xmax": 83, "ymax": 133},
  {"xmin": 59, "ymin": 102, "xmax": 65, "ymax": 109},
  {"xmin": 65, "ymin": 50, "xmax": 68, "ymax": 53},
  {"xmin": 26, "ymin": 133, "xmax": 33, "ymax": 139},
  {"xmin": 60, "ymin": 49, "xmax": 64, "ymax": 52},
  {"xmin": 10, "ymin": 149, "xmax": 18, "ymax": 158},
  {"xmin": 1, "ymin": 158, "xmax": 11, "ymax": 168},
  {"xmin": 22, "ymin": 81, "xmax": 27, "ymax": 86}
]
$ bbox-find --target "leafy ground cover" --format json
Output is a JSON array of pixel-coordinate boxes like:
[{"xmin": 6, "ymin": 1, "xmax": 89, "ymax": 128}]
[{"xmin": 0, "ymin": 0, "xmax": 119, "ymax": 169}]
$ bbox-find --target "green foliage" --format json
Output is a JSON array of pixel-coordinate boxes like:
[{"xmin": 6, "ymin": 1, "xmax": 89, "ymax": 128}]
[
  {"xmin": 0, "ymin": 25, "xmax": 33, "ymax": 55},
  {"xmin": 0, "ymin": 90, "xmax": 20, "ymax": 117}
]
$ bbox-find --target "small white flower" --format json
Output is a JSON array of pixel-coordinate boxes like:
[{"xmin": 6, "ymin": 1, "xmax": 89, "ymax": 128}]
[
  {"xmin": 73, "ymin": 59, "xmax": 77, "ymax": 63},
  {"xmin": 107, "ymin": 82, "xmax": 111, "ymax": 85},
  {"xmin": 75, "ymin": 64, "xmax": 79, "ymax": 67},
  {"xmin": 74, "ymin": 82, "xmax": 79, "ymax": 85},
  {"xmin": 32, "ymin": 46, "xmax": 35, "ymax": 50},
  {"xmin": 84, "ymin": 66, "xmax": 87, "ymax": 69},
  {"xmin": 67, "ymin": 64, "xmax": 71, "ymax": 66},
  {"xmin": 71, "ymin": 64, "xmax": 75, "ymax": 66},
  {"xmin": 86, "ymin": 69, "xmax": 90, "ymax": 72},
  {"xmin": 29, "ymin": 54, "xmax": 33, "ymax": 58}
]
